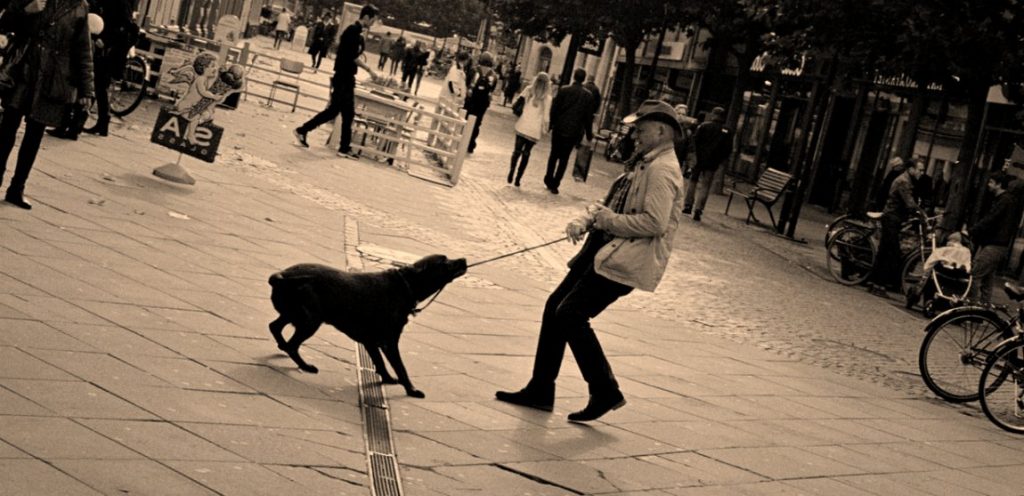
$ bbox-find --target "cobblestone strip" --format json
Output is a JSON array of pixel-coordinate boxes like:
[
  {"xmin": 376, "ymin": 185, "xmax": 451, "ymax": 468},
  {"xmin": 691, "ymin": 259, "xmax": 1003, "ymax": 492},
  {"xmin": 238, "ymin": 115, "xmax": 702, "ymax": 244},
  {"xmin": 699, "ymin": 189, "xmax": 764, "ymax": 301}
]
[{"xmin": 345, "ymin": 216, "xmax": 405, "ymax": 496}]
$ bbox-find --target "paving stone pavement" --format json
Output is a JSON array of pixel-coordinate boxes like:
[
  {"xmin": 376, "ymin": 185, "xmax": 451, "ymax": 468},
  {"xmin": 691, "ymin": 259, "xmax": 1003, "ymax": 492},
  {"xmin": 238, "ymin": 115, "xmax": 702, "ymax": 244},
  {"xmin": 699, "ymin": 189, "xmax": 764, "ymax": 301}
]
[{"xmin": 2, "ymin": 53, "xmax": 1024, "ymax": 494}]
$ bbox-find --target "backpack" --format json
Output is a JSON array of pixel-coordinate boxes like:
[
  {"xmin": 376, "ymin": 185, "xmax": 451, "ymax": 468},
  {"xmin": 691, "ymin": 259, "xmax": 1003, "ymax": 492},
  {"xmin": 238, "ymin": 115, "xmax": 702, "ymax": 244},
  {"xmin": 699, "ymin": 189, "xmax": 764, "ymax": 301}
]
[{"xmin": 466, "ymin": 68, "xmax": 496, "ymax": 112}]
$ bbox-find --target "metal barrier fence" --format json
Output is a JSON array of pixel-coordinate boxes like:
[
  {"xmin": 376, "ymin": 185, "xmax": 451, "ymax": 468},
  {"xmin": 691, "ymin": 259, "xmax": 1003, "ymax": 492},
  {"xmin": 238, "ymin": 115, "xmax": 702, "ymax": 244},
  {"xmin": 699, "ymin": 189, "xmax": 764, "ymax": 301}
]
[{"xmin": 136, "ymin": 30, "xmax": 472, "ymax": 186}]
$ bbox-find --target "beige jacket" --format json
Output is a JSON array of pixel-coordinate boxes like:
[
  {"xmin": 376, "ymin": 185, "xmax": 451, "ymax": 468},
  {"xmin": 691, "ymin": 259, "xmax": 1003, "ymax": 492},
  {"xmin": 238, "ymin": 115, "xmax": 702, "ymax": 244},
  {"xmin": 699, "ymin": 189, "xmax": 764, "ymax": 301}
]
[{"xmin": 569, "ymin": 142, "xmax": 685, "ymax": 291}]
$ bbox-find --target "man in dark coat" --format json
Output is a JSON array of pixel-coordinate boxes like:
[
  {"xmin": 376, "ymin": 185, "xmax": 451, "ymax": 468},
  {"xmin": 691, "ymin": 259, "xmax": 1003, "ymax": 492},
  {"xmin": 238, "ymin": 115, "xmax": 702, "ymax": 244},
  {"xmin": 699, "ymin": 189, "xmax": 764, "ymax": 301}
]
[
  {"xmin": 464, "ymin": 51, "xmax": 497, "ymax": 154},
  {"xmin": 868, "ymin": 160, "xmax": 926, "ymax": 297},
  {"xmin": 0, "ymin": 0, "xmax": 94, "ymax": 209},
  {"xmin": 544, "ymin": 68, "xmax": 594, "ymax": 194},
  {"xmin": 969, "ymin": 172, "xmax": 1019, "ymax": 303},
  {"xmin": 682, "ymin": 106, "xmax": 731, "ymax": 221}
]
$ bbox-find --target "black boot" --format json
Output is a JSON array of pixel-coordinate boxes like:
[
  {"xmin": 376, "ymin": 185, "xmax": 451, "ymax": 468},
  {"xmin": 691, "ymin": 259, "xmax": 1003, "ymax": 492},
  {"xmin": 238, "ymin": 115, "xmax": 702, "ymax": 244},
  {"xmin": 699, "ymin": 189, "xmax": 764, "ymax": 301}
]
[
  {"xmin": 567, "ymin": 390, "xmax": 625, "ymax": 422},
  {"xmin": 495, "ymin": 383, "xmax": 555, "ymax": 412},
  {"xmin": 507, "ymin": 165, "xmax": 515, "ymax": 184},
  {"xmin": 83, "ymin": 120, "xmax": 108, "ymax": 137},
  {"xmin": 4, "ymin": 189, "xmax": 32, "ymax": 210},
  {"xmin": 46, "ymin": 127, "xmax": 78, "ymax": 141}
]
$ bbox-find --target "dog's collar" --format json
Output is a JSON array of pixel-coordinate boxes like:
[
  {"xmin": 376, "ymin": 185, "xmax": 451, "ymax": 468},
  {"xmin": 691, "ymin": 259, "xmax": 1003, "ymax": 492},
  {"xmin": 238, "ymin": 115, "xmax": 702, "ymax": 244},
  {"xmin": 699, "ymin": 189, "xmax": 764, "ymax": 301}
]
[{"xmin": 395, "ymin": 271, "xmax": 444, "ymax": 317}]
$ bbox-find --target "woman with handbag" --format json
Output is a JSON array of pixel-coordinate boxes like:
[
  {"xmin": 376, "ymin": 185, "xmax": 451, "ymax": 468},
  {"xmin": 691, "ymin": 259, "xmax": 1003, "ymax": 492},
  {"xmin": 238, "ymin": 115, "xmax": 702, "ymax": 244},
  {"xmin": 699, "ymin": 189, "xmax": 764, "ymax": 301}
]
[
  {"xmin": 507, "ymin": 71, "xmax": 550, "ymax": 187},
  {"xmin": 0, "ymin": 0, "xmax": 94, "ymax": 210}
]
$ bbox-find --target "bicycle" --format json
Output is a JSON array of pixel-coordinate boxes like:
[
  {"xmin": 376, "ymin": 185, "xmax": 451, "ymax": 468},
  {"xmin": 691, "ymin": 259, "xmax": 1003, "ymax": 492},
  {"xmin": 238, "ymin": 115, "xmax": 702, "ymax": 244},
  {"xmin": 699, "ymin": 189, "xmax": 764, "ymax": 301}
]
[
  {"xmin": 919, "ymin": 297, "xmax": 1015, "ymax": 403},
  {"xmin": 825, "ymin": 213, "xmax": 939, "ymax": 288},
  {"xmin": 977, "ymin": 284, "xmax": 1024, "ymax": 433},
  {"xmin": 108, "ymin": 37, "xmax": 151, "ymax": 118}
]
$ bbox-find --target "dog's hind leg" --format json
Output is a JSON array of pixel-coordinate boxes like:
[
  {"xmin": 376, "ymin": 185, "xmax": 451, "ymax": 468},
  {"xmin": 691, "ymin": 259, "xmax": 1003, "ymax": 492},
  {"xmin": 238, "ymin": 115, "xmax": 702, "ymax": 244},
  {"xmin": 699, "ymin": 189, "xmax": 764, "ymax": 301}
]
[
  {"xmin": 269, "ymin": 316, "xmax": 289, "ymax": 350},
  {"xmin": 382, "ymin": 343, "xmax": 424, "ymax": 398},
  {"xmin": 285, "ymin": 323, "xmax": 321, "ymax": 374},
  {"xmin": 365, "ymin": 346, "xmax": 398, "ymax": 384}
]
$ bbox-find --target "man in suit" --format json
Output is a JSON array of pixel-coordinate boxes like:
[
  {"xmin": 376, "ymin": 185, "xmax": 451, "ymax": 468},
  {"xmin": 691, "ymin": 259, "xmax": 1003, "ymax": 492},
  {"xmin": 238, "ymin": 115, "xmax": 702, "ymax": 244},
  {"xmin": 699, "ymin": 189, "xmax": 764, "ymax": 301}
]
[{"xmin": 544, "ymin": 68, "xmax": 595, "ymax": 194}]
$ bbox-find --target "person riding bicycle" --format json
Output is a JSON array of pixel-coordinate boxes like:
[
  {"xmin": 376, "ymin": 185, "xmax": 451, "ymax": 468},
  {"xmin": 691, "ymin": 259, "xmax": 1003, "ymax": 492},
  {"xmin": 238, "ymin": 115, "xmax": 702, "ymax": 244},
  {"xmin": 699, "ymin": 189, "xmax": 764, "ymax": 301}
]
[{"xmin": 869, "ymin": 159, "xmax": 926, "ymax": 297}]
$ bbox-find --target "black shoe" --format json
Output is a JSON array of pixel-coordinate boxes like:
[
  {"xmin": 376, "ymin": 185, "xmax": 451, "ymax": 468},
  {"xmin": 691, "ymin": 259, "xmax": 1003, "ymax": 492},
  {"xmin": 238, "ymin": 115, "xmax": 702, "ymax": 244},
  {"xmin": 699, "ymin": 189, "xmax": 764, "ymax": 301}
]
[
  {"xmin": 507, "ymin": 169, "xmax": 514, "ymax": 184},
  {"xmin": 692, "ymin": 209, "xmax": 702, "ymax": 222},
  {"xmin": 82, "ymin": 123, "xmax": 108, "ymax": 136},
  {"xmin": 4, "ymin": 194, "xmax": 32, "ymax": 210},
  {"xmin": 46, "ymin": 128, "xmax": 78, "ymax": 140},
  {"xmin": 514, "ymin": 179, "xmax": 521, "ymax": 187},
  {"xmin": 495, "ymin": 386, "xmax": 554, "ymax": 412},
  {"xmin": 568, "ymin": 390, "xmax": 626, "ymax": 422},
  {"xmin": 905, "ymin": 288, "xmax": 919, "ymax": 309},
  {"xmin": 682, "ymin": 207, "xmax": 692, "ymax": 215},
  {"xmin": 293, "ymin": 128, "xmax": 309, "ymax": 148},
  {"xmin": 868, "ymin": 284, "xmax": 888, "ymax": 298}
]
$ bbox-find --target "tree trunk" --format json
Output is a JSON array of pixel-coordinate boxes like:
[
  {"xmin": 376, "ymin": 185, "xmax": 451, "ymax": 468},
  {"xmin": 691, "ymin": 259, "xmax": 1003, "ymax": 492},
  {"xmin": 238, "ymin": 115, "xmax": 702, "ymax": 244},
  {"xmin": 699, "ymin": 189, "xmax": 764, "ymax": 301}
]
[
  {"xmin": 616, "ymin": 40, "xmax": 640, "ymax": 123},
  {"xmin": 644, "ymin": 25, "xmax": 667, "ymax": 95},
  {"xmin": 710, "ymin": 49, "xmax": 755, "ymax": 195},
  {"xmin": 896, "ymin": 89, "xmax": 927, "ymax": 160},
  {"xmin": 559, "ymin": 34, "xmax": 584, "ymax": 85},
  {"xmin": 942, "ymin": 80, "xmax": 991, "ymax": 233}
]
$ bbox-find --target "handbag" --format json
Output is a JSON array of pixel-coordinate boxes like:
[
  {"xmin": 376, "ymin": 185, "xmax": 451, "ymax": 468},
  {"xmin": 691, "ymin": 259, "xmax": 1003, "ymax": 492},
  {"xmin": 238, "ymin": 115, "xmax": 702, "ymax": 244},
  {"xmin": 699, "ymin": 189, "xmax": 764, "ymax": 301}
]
[
  {"xmin": 0, "ymin": 31, "xmax": 29, "ymax": 93},
  {"xmin": 512, "ymin": 95, "xmax": 525, "ymax": 117},
  {"xmin": 572, "ymin": 143, "xmax": 594, "ymax": 182}
]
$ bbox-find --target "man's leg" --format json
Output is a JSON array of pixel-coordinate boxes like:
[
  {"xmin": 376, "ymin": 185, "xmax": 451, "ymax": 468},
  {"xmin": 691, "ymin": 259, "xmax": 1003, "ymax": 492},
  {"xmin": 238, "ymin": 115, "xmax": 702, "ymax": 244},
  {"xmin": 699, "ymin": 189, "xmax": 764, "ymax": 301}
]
[
  {"xmin": 337, "ymin": 85, "xmax": 357, "ymax": 154},
  {"xmin": 971, "ymin": 245, "xmax": 1008, "ymax": 304},
  {"xmin": 694, "ymin": 167, "xmax": 715, "ymax": 212},
  {"xmin": 551, "ymin": 138, "xmax": 575, "ymax": 189},
  {"xmin": 544, "ymin": 136, "xmax": 563, "ymax": 187},
  {"xmin": 870, "ymin": 215, "xmax": 902, "ymax": 291},
  {"xmin": 683, "ymin": 170, "xmax": 700, "ymax": 212},
  {"xmin": 297, "ymin": 89, "xmax": 344, "ymax": 135},
  {"xmin": 468, "ymin": 111, "xmax": 484, "ymax": 153},
  {"xmin": 550, "ymin": 268, "xmax": 633, "ymax": 395}
]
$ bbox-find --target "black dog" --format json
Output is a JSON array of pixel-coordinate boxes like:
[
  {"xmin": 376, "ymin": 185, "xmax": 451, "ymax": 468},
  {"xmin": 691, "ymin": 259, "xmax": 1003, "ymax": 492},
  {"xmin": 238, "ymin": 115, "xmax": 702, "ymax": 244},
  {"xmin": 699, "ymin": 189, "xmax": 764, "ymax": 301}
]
[{"xmin": 268, "ymin": 254, "xmax": 467, "ymax": 398}]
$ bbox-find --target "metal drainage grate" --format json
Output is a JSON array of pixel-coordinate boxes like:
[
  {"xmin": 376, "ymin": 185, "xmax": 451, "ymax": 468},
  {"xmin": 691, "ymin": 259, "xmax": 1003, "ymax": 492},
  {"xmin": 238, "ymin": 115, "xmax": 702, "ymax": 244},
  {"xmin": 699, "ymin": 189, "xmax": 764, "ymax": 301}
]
[{"xmin": 357, "ymin": 343, "xmax": 403, "ymax": 496}]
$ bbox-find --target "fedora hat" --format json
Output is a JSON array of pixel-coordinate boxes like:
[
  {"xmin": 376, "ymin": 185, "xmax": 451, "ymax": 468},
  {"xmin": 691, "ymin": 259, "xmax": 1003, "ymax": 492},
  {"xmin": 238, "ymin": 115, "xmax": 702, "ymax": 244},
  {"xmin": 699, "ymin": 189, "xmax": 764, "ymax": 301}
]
[{"xmin": 623, "ymin": 100, "xmax": 682, "ymax": 136}]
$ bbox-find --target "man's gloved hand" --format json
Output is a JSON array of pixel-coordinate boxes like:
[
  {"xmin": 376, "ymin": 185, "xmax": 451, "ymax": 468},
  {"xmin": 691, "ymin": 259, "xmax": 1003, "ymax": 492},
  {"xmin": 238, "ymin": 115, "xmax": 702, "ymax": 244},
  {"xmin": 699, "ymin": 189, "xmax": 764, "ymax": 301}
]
[{"xmin": 566, "ymin": 220, "xmax": 589, "ymax": 244}]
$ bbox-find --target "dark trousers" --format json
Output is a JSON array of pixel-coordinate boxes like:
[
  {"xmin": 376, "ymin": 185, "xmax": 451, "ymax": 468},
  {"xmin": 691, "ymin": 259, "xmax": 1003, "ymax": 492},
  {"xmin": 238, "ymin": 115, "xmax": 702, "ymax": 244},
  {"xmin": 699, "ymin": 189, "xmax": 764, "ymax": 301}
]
[
  {"xmin": 509, "ymin": 134, "xmax": 535, "ymax": 182},
  {"xmin": 377, "ymin": 54, "xmax": 388, "ymax": 70},
  {"xmin": 529, "ymin": 239, "xmax": 632, "ymax": 395},
  {"xmin": 871, "ymin": 213, "xmax": 902, "ymax": 289},
  {"xmin": 545, "ymin": 134, "xmax": 576, "ymax": 189},
  {"xmin": 467, "ymin": 110, "xmax": 485, "ymax": 153},
  {"xmin": 0, "ymin": 109, "xmax": 46, "ymax": 196},
  {"xmin": 298, "ymin": 82, "xmax": 355, "ymax": 153},
  {"xmin": 389, "ymin": 57, "xmax": 401, "ymax": 76},
  {"xmin": 93, "ymin": 60, "xmax": 111, "ymax": 127}
]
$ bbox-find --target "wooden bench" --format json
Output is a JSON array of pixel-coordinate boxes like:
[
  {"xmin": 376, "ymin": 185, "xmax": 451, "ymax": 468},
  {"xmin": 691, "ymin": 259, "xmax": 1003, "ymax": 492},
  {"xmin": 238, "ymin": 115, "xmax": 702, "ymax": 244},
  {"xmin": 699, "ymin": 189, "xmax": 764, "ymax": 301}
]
[{"xmin": 723, "ymin": 167, "xmax": 794, "ymax": 230}]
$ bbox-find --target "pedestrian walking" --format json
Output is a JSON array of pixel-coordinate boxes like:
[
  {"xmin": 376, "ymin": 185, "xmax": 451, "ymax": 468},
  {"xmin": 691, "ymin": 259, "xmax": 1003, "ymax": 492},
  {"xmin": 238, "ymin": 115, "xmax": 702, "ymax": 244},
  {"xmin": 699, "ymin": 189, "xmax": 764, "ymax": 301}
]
[
  {"xmin": 544, "ymin": 68, "xmax": 594, "ymax": 194},
  {"xmin": 439, "ymin": 51, "xmax": 468, "ymax": 109},
  {"xmin": 571, "ymin": 74, "xmax": 603, "ymax": 182},
  {"xmin": 502, "ymin": 64, "xmax": 521, "ymax": 106},
  {"xmin": 507, "ymin": 72, "xmax": 550, "ymax": 187},
  {"xmin": 388, "ymin": 35, "xmax": 405, "ymax": 76},
  {"xmin": 968, "ymin": 172, "xmax": 1018, "ymax": 303},
  {"xmin": 413, "ymin": 46, "xmax": 429, "ymax": 95},
  {"xmin": 868, "ymin": 160, "xmax": 926, "ymax": 297},
  {"xmin": 307, "ymin": 16, "xmax": 327, "ymax": 69},
  {"xmin": 0, "ymin": 0, "xmax": 94, "ymax": 210},
  {"xmin": 377, "ymin": 31, "xmax": 392, "ymax": 71},
  {"xmin": 672, "ymin": 104, "xmax": 696, "ymax": 172},
  {"xmin": 495, "ymin": 100, "xmax": 686, "ymax": 422},
  {"xmin": 682, "ymin": 106, "xmax": 732, "ymax": 221},
  {"xmin": 401, "ymin": 42, "xmax": 420, "ymax": 89},
  {"xmin": 318, "ymin": 17, "xmax": 337, "ymax": 69},
  {"xmin": 293, "ymin": 4, "xmax": 379, "ymax": 159},
  {"xmin": 273, "ymin": 8, "xmax": 291, "ymax": 49},
  {"xmin": 464, "ymin": 51, "xmax": 497, "ymax": 154}
]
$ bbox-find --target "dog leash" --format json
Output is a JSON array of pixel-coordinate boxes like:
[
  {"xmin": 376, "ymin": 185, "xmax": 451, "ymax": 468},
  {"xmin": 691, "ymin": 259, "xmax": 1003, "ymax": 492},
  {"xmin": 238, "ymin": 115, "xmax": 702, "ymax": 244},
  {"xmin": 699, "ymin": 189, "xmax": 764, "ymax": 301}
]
[
  {"xmin": 408, "ymin": 235, "xmax": 574, "ymax": 316},
  {"xmin": 466, "ymin": 235, "xmax": 571, "ymax": 269}
]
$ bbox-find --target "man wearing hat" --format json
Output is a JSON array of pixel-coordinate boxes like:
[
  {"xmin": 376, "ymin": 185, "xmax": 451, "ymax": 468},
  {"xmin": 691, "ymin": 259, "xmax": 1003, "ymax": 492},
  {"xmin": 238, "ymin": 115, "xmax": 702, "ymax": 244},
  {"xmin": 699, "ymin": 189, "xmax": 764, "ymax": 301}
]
[
  {"xmin": 495, "ymin": 100, "xmax": 686, "ymax": 422},
  {"xmin": 683, "ymin": 106, "xmax": 733, "ymax": 221}
]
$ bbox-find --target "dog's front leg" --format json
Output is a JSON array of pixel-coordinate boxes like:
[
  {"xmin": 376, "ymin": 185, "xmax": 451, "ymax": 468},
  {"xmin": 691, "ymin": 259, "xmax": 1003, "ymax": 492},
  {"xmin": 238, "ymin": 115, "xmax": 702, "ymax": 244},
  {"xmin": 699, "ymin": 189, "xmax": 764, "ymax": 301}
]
[
  {"xmin": 365, "ymin": 345, "xmax": 398, "ymax": 384},
  {"xmin": 381, "ymin": 343, "xmax": 424, "ymax": 398}
]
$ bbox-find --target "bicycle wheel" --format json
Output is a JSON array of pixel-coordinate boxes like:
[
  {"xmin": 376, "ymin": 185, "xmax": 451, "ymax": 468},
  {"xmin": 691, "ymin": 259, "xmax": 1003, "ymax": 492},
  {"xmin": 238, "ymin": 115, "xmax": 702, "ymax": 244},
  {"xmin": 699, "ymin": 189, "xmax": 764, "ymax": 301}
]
[
  {"xmin": 919, "ymin": 308, "xmax": 1009, "ymax": 402},
  {"xmin": 109, "ymin": 56, "xmax": 148, "ymax": 117},
  {"xmin": 979, "ymin": 341, "xmax": 1024, "ymax": 433},
  {"xmin": 900, "ymin": 250, "xmax": 930, "ymax": 296},
  {"xmin": 825, "ymin": 214, "xmax": 855, "ymax": 245},
  {"xmin": 825, "ymin": 226, "xmax": 875, "ymax": 286}
]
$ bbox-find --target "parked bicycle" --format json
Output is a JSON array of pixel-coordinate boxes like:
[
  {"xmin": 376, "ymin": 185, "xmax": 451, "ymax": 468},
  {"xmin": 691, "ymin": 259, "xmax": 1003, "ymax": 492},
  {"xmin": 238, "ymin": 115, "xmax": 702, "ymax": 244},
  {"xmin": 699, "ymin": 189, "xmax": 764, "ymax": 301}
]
[
  {"xmin": 919, "ymin": 293, "xmax": 1016, "ymax": 403},
  {"xmin": 977, "ymin": 284, "xmax": 1024, "ymax": 433},
  {"xmin": 108, "ymin": 33, "xmax": 151, "ymax": 118},
  {"xmin": 825, "ymin": 213, "xmax": 939, "ymax": 292}
]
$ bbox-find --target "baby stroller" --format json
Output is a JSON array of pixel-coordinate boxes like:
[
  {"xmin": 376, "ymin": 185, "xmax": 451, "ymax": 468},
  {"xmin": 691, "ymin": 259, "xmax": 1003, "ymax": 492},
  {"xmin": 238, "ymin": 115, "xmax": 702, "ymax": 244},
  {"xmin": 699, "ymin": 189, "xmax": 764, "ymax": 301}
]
[{"xmin": 917, "ymin": 262, "xmax": 972, "ymax": 318}]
